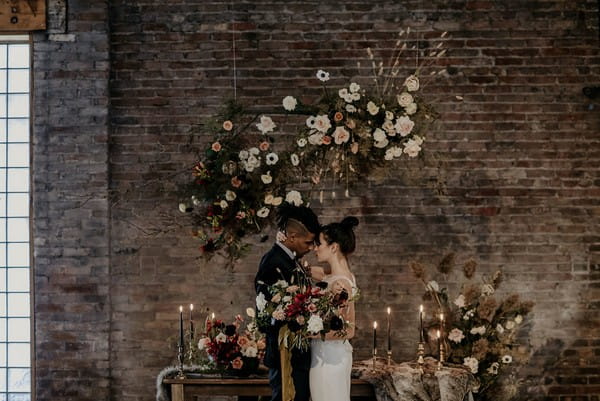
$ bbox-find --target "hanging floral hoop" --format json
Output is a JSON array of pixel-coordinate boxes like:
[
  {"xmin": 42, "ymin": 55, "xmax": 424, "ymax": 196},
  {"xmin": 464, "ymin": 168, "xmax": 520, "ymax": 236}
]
[{"xmin": 178, "ymin": 30, "xmax": 449, "ymax": 261}]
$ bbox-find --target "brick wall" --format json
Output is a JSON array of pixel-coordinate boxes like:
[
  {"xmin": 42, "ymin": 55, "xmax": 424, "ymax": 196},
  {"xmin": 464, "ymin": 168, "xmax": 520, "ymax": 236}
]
[
  {"xmin": 32, "ymin": 0, "xmax": 599, "ymax": 400},
  {"xmin": 32, "ymin": 1, "xmax": 111, "ymax": 400}
]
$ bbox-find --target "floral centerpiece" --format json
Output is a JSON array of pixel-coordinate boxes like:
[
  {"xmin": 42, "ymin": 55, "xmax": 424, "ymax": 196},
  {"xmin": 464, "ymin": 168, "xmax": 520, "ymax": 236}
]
[
  {"xmin": 196, "ymin": 308, "xmax": 266, "ymax": 375},
  {"xmin": 410, "ymin": 254, "xmax": 534, "ymax": 400},
  {"xmin": 179, "ymin": 30, "xmax": 448, "ymax": 260}
]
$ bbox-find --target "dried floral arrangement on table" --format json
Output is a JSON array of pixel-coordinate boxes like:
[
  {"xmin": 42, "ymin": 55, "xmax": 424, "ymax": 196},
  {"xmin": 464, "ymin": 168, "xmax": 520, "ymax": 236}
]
[
  {"xmin": 411, "ymin": 254, "xmax": 534, "ymax": 400},
  {"xmin": 178, "ymin": 29, "xmax": 449, "ymax": 260}
]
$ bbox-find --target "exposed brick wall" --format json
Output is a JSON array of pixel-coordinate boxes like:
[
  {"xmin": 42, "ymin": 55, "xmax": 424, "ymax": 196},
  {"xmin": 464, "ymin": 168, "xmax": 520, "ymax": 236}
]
[
  {"xmin": 32, "ymin": 0, "xmax": 599, "ymax": 400},
  {"xmin": 32, "ymin": 1, "xmax": 110, "ymax": 400}
]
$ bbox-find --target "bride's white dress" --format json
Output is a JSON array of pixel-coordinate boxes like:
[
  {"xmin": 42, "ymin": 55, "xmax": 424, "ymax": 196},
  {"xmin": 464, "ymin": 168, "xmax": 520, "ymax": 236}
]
[{"xmin": 309, "ymin": 275, "xmax": 358, "ymax": 401}]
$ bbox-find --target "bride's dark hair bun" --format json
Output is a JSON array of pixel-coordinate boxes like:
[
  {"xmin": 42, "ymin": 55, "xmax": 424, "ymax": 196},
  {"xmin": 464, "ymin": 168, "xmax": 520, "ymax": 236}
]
[
  {"xmin": 320, "ymin": 216, "xmax": 359, "ymax": 255},
  {"xmin": 340, "ymin": 216, "xmax": 359, "ymax": 230}
]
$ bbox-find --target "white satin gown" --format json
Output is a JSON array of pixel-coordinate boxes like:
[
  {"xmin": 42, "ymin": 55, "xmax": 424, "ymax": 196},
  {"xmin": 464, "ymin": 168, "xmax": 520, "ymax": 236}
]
[{"xmin": 309, "ymin": 275, "xmax": 358, "ymax": 401}]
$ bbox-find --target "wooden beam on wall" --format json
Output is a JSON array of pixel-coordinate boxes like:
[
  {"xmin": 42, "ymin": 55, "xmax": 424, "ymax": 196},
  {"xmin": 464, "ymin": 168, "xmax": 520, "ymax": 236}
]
[{"xmin": 0, "ymin": 0, "xmax": 46, "ymax": 32}]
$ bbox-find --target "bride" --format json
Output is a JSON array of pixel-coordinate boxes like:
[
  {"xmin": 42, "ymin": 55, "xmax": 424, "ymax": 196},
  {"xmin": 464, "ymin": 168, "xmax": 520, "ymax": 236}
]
[{"xmin": 309, "ymin": 216, "xmax": 359, "ymax": 401}]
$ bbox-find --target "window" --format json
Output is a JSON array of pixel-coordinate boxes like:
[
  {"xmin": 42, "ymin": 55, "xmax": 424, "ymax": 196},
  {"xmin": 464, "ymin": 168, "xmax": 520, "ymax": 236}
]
[{"xmin": 0, "ymin": 36, "xmax": 31, "ymax": 401}]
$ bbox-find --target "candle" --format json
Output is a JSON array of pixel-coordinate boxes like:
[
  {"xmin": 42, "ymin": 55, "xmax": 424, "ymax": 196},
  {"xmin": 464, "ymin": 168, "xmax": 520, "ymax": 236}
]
[
  {"xmin": 179, "ymin": 305, "xmax": 184, "ymax": 347},
  {"xmin": 373, "ymin": 321, "xmax": 378, "ymax": 353},
  {"xmin": 436, "ymin": 329, "xmax": 441, "ymax": 356},
  {"xmin": 212, "ymin": 312, "xmax": 215, "ymax": 320},
  {"xmin": 419, "ymin": 305, "xmax": 424, "ymax": 342},
  {"xmin": 386, "ymin": 307, "xmax": 391, "ymax": 352},
  {"xmin": 190, "ymin": 304, "xmax": 194, "ymax": 342}
]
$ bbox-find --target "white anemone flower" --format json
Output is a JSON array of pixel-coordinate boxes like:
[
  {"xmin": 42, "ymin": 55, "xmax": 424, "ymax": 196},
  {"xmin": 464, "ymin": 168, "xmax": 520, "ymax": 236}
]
[
  {"xmin": 316, "ymin": 69, "xmax": 330, "ymax": 82},
  {"xmin": 290, "ymin": 153, "xmax": 300, "ymax": 166},
  {"xmin": 266, "ymin": 152, "xmax": 279, "ymax": 165},
  {"xmin": 257, "ymin": 207, "xmax": 270, "ymax": 218}
]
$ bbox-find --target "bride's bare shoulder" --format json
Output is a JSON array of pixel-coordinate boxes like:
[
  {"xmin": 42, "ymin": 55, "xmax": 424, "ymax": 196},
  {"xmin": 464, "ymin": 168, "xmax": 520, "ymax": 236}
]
[{"xmin": 309, "ymin": 265, "xmax": 326, "ymax": 281}]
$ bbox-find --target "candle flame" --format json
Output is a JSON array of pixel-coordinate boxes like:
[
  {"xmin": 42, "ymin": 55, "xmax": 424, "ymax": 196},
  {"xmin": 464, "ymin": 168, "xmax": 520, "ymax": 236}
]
[
  {"xmin": 440, "ymin": 313, "xmax": 444, "ymax": 321},
  {"xmin": 419, "ymin": 304, "xmax": 423, "ymax": 312},
  {"xmin": 387, "ymin": 307, "xmax": 391, "ymax": 314},
  {"xmin": 179, "ymin": 305, "xmax": 183, "ymax": 312},
  {"xmin": 211, "ymin": 312, "xmax": 215, "ymax": 319},
  {"xmin": 190, "ymin": 304, "xmax": 194, "ymax": 310},
  {"xmin": 437, "ymin": 330, "xmax": 441, "ymax": 338},
  {"xmin": 373, "ymin": 321, "xmax": 378, "ymax": 329}
]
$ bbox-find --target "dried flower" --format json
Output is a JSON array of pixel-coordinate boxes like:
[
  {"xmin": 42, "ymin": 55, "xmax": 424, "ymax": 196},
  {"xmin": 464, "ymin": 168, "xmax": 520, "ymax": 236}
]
[
  {"xmin": 501, "ymin": 294, "xmax": 520, "ymax": 312},
  {"xmin": 437, "ymin": 253, "xmax": 455, "ymax": 274},
  {"xmin": 409, "ymin": 260, "xmax": 426, "ymax": 280},
  {"xmin": 472, "ymin": 338, "xmax": 490, "ymax": 360},
  {"xmin": 477, "ymin": 297, "xmax": 498, "ymax": 322},
  {"xmin": 463, "ymin": 259, "xmax": 477, "ymax": 278},
  {"xmin": 492, "ymin": 270, "xmax": 503, "ymax": 289},
  {"xmin": 463, "ymin": 284, "xmax": 480, "ymax": 306}
]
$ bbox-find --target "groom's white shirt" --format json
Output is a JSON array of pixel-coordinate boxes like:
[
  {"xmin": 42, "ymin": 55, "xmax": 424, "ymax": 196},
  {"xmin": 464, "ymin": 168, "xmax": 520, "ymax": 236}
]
[{"xmin": 276, "ymin": 241, "xmax": 296, "ymax": 261}]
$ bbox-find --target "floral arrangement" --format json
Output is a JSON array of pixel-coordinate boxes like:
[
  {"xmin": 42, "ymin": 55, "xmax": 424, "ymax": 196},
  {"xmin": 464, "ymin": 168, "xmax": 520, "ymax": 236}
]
[
  {"xmin": 178, "ymin": 100, "xmax": 303, "ymax": 260},
  {"xmin": 179, "ymin": 30, "xmax": 448, "ymax": 260},
  {"xmin": 255, "ymin": 278, "xmax": 354, "ymax": 351},
  {"xmin": 410, "ymin": 254, "xmax": 534, "ymax": 401},
  {"xmin": 196, "ymin": 308, "xmax": 266, "ymax": 374}
]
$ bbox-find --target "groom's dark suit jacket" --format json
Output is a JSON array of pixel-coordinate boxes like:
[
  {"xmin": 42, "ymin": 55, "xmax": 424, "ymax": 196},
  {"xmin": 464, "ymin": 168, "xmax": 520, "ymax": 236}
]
[{"xmin": 254, "ymin": 244, "xmax": 311, "ymax": 370}]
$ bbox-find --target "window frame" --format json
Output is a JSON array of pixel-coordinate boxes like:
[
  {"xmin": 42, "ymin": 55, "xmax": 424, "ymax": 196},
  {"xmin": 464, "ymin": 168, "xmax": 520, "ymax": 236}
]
[{"xmin": 0, "ymin": 33, "xmax": 33, "ymax": 400}]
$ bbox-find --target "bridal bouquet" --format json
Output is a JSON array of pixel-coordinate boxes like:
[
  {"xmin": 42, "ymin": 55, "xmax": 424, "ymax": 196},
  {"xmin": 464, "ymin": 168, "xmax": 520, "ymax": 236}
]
[
  {"xmin": 256, "ymin": 278, "xmax": 352, "ymax": 351},
  {"xmin": 196, "ymin": 309, "xmax": 266, "ymax": 374}
]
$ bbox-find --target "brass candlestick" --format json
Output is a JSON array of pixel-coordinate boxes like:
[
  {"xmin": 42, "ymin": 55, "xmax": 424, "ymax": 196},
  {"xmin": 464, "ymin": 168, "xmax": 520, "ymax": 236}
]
[
  {"xmin": 176, "ymin": 344, "xmax": 186, "ymax": 379},
  {"xmin": 416, "ymin": 341, "xmax": 425, "ymax": 373},
  {"xmin": 387, "ymin": 350, "xmax": 392, "ymax": 366},
  {"xmin": 372, "ymin": 348, "xmax": 377, "ymax": 370},
  {"xmin": 438, "ymin": 340, "xmax": 446, "ymax": 370}
]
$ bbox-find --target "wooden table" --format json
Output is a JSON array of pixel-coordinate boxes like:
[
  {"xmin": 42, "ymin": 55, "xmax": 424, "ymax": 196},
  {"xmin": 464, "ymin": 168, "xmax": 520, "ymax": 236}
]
[{"xmin": 163, "ymin": 377, "xmax": 376, "ymax": 401}]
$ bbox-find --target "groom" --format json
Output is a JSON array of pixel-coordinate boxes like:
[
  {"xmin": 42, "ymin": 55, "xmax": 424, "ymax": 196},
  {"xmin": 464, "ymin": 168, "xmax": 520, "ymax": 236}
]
[{"xmin": 255, "ymin": 203, "xmax": 320, "ymax": 401}]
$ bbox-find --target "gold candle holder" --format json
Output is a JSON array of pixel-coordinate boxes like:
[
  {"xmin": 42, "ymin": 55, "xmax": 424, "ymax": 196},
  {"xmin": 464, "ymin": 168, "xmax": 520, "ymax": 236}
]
[
  {"xmin": 438, "ymin": 339, "xmax": 446, "ymax": 370},
  {"xmin": 176, "ymin": 344, "xmax": 186, "ymax": 379},
  {"xmin": 417, "ymin": 342, "xmax": 425, "ymax": 363},
  {"xmin": 387, "ymin": 350, "xmax": 392, "ymax": 366},
  {"xmin": 372, "ymin": 348, "xmax": 377, "ymax": 370}
]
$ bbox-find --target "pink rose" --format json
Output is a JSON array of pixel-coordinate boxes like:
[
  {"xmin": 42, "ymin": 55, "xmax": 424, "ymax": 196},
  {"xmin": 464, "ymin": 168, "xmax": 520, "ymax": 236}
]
[
  {"xmin": 307, "ymin": 303, "xmax": 317, "ymax": 313},
  {"xmin": 211, "ymin": 142, "xmax": 222, "ymax": 152},
  {"xmin": 286, "ymin": 285, "xmax": 300, "ymax": 293},
  {"xmin": 222, "ymin": 120, "xmax": 233, "ymax": 131},
  {"xmin": 272, "ymin": 308, "xmax": 286, "ymax": 320},
  {"xmin": 259, "ymin": 141, "xmax": 270, "ymax": 151},
  {"xmin": 238, "ymin": 336, "xmax": 250, "ymax": 347},
  {"xmin": 231, "ymin": 357, "xmax": 244, "ymax": 370}
]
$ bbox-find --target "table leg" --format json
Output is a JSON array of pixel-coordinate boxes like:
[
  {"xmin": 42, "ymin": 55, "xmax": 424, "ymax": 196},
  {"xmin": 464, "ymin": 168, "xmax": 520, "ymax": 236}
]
[{"xmin": 171, "ymin": 383, "xmax": 184, "ymax": 401}]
